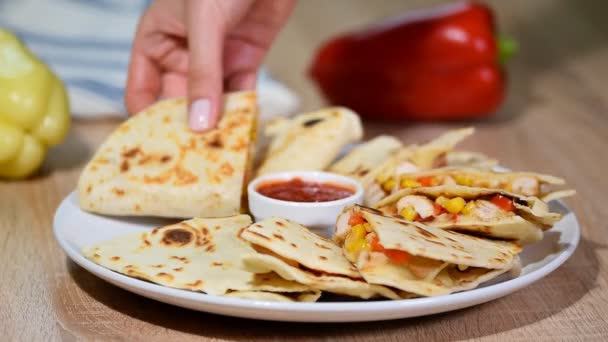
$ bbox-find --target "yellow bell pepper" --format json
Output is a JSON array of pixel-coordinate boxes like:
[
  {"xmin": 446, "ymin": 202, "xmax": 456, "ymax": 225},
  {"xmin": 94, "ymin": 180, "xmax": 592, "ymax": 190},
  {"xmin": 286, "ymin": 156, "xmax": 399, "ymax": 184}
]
[{"xmin": 0, "ymin": 29, "xmax": 70, "ymax": 179}]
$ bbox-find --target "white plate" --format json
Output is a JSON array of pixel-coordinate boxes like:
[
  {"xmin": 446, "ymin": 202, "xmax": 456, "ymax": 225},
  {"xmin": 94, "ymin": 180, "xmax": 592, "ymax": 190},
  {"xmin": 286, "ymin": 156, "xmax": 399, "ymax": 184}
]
[{"xmin": 54, "ymin": 191, "xmax": 579, "ymax": 322}]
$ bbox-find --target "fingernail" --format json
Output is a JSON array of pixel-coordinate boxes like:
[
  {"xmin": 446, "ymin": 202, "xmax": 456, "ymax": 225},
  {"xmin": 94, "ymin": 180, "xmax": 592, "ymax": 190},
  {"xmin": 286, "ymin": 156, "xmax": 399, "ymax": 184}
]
[{"xmin": 189, "ymin": 99, "xmax": 212, "ymax": 131}]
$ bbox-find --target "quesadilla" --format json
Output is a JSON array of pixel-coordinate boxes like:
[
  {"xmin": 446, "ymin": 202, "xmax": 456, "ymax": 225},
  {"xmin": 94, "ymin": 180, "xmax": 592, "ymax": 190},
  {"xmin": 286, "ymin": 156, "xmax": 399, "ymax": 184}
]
[
  {"xmin": 334, "ymin": 205, "xmax": 522, "ymax": 297},
  {"xmin": 239, "ymin": 217, "xmax": 410, "ymax": 299},
  {"xmin": 362, "ymin": 127, "xmax": 474, "ymax": 206},
  {"xmin": 374, "ymin": 185, "xmax": 563, "ymax": 244},
  {"xmin": 78, "ymin": 91, "xmax": 257, "ymax": 218},
  {"xmin": 82, "ymin": 215, "xmax": 320, "ymax": 301},
  {"xmin": 256, "ymin": 107, "xmax": 363, "ymax": 176},
  {"xmin": 391, "ymin": 167, "xmax": 575, "ymax": 201},
  {"xmin": 328, "ymin": 135, "xmax": 403, "ymax": 180}
]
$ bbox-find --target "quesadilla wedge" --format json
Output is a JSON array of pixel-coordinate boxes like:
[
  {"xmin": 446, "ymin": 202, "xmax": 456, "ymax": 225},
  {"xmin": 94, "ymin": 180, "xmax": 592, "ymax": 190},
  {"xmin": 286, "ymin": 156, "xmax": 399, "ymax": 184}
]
[
  {"xmin": 83, "ymin": 215, "xmax": 319, "ymax": 301},
  {"xmin": 256, "ymin": 107, "xmax": 363, "ymax": 176},
  {"xmin": 334, "ymin": 205, "xmax": 522, "ymax": 297},
  {"xmin": 239, "ymin": 217, "xmax": 411, "ymax": 299},
  {"xmin": 78, "ymin": 91, "xmax": 257, "ymax": 218},
  {"xmin": 328, "ymin": 135, "xmax": 403, "ymax": 180},
  {"xmin": 363, "ymin": 127, "xmax": 474, "ymax": 205},
  {"xmin": 392, "ymin": 167, "xmax": 575, "ymax": 201},
  {"xmin": 374, "ymin": 185, "xmax": 563, "ymax": 244}
]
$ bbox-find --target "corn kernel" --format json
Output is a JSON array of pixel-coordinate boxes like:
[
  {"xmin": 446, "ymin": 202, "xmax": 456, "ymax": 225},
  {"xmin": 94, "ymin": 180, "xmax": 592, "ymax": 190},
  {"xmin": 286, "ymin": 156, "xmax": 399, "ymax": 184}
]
[
  {"xmin": 375, "ymin": 172, "xmax": 390, "ymax": 184},
  {"xmin": 435, "ymin": 196, "xmax": 449, "ymax": 206},
  {"xmin": 351, "ymin": 224, "xmax": 366, "ymax": 239},
  {"xmin": 382, "ymin": 178, "xmax": 396, "ymax": 192},
  {"xmin": 400, "ymin": 177, "xmax": 421, "ymax": 189},
  {"xmin": 346, "ymin": 237, "xmax": 371, "ymax": 253},
  {"xmin": 444, "ymin": 197, "xmax": 466, "ymax": 214},
  {"xmin": 400, "ymin": 206, "xmax": 418, "ymax": 221},
  {"xmin": 363, "ymin": 223, "xmax": 372, "ymax": 232},
  {"xmin": 454, "ymin": 174, "xmax": 473, "ymax": 186},
  {"xmin": 461, "ymin": 201, "xmax": 477, "ymax": 215}
]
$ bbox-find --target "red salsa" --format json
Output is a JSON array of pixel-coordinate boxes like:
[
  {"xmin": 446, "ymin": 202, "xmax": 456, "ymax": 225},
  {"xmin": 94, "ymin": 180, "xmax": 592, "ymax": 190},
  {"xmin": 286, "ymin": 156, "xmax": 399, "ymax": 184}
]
[{"xmin": 256, "ymin": 178, "xmax": 355, "ymax": 202}]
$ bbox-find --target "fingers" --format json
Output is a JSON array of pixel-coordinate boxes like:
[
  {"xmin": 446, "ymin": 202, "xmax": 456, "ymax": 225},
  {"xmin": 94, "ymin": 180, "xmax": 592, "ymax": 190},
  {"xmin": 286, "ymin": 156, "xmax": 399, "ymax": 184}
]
[{"xmin": 125, "ymin": 10, "xmax": 162, "ymax": 115}]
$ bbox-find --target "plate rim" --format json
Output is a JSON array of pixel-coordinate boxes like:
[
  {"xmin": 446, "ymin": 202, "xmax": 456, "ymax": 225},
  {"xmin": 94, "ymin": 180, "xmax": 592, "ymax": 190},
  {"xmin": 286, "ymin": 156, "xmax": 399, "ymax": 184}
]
[{"xmin": 53, "ymin": 191, "xmax": 580, "ymax": 322}]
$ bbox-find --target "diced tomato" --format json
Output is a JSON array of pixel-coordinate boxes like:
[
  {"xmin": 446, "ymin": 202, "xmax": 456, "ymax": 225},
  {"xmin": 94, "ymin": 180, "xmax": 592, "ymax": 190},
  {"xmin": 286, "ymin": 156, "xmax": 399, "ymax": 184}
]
[
  {"xmin": 417, "ymin": 176, "xmax": 435, "ymax": 187},
  {"xmin": 450, "ymin": 213, "xmax": 459, "ymax": 223},
  {"xmin": 490, "ymin": 194, "xmax": 515, "ymax": 211},
  {"xmin": 385, "ymin": 249, "xmax": 412, "ymax": 265},
  {"xmin": 370, "ymin": 235, "xmax": 385, "ymax": 252},
  {"xmin": 371, "ymin": 235, "xmax": 411, "ymax": 264},
  {"xmin": 348, "ymin": 212, "xmax": 366, "ymax": 226},
  {"xmin": 418, "ymin": 215, "xmax": 434, "ymax": 223},
  {"xmin": 433, "ymin": 203, "xmax": 446, "ymax": 216}
]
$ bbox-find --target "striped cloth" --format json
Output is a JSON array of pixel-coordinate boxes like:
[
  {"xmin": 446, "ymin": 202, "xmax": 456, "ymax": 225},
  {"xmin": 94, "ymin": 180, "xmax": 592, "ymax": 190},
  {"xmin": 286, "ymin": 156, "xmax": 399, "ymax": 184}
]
[{"xmin": 0, "ymin": 0, "xmax": 298, "ymax": 120}]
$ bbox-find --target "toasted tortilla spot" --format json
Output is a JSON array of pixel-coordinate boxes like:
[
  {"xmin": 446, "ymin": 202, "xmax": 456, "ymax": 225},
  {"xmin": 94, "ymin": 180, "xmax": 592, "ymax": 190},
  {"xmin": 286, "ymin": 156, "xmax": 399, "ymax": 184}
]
[
  {"xmin": 248, "ymin": 231, "xmax": 271, "ymax": 241},
  {"xmin": 214, "ymin": 226, "xmax": 221, "ymax": 231},
  {"xmin": 314, "ymin": 242, "xmax": 331, "ymax": 250},
  {"xmin": 156, "ymin": 272, "xmax": 174, "ymax": 282},
  {"xmin": 275, "ymin": 221, "xmax": 285, "ymax": 227},
  {"xmin": 186, "ymin": 280, "xmax": 203, "ymax": 288},
  {"xmin": 204, "ymin": 245, "xmax": 216, "ymax": 252},
  {"xmin": 219, "ymin": 162, "xmax": 234, "ymax": 177},
  {"xmin": 319, "ymin": 256, "xmax": 328, "ymax": 261},
  {"xmin": 90, "ymin": 165, "xmax": 98, "ymax": 172},
  {"xmin": 122, "ymin": 147, "xmax": 141, "ymax": 158},
  {"xmin": 134, "ymin": 204, "xmax": 142, "ymax": 212},
  {"xmin": 202, "ymin": 227, "xmax": 209, "ymax": 235},
  {"xmin": 303, "ymin": 118, "xmax": 323, "ymax": 127},
  {"xmin": 112, "ymin": 188, "xmax": 125, "ymax": 196},
  {"xmin": 160, "ymin": 155, "xmax": 172, "ymax": 163},
  {"xmin": 150, "ymin": 264, "xmax": 164, "ymax": 268},
  {"xmin": 424, "ymin": 238, "xmax": 445, "ymax": 247},
  {"xmin": 110, "ymin": 256, "xmax": 120, "ymax": 261},
  {"xmin": 94, "ymin": 158, "xmax": 109, "ymax": 165},
  {"xmin": 207, "ymin": 134, "xmax": 223, "ymax": 148},
  {"xmin": 86, "ymin": 185, "xmax": 92, "ymax": 194},
  {"xmin": 120, "ymin": 160, "xmax": 130, "ymax": 173},
  {"xmin": 174, "ymin": 167, "xmax": 199, "ymax": 186},
  {"xmin": 290, "ymin": 243, "xmax": 297, "ymax": 248},
  {"xmin": 162, "ymin": 115, "xmax": 171, "ymax": 123},
  {"xmin": 161, "ymin": 229, "xmax": 193, "ymax": 246},
  {"xmin": 169, "ymin": 256, "xmax": 189, "ymax": 263},
  {"xmin": 414, "ymin": 226, "xmax": 438, "ymax": 239},
  {"xmin": 211, "ymin": 262, "xmax": 223, "ymax": 267},
  {"xmin": 173, "ymin": 267, "xmax": 183, "ymax": 272},
  {"xmin": 272, "ymin": 233, "xmax": 285, "ymax": 241},
  {"xmin": 151, "ymin": 227, "xmax": 161, "ymax": 235}
]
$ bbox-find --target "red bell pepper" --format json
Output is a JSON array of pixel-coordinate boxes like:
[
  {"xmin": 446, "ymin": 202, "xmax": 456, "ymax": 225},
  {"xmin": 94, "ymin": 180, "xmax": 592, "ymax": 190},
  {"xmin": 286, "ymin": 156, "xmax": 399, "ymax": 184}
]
[{"xmin": 309, "ymin": 2, "xmax": 516, "ymax": 121}]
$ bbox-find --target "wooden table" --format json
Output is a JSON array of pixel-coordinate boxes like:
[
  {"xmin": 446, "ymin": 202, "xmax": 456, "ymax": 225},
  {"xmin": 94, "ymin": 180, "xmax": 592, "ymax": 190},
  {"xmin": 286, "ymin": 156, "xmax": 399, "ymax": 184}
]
[{"xmin": 2, "ymin": 0, "xmax": 607, "ymax": 340}]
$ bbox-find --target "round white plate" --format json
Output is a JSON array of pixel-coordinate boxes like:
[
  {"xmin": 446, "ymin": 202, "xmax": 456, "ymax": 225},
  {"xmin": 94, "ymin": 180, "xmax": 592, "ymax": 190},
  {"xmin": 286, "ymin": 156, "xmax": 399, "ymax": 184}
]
[{"xmin": 54, "ymin": 191, "xmax": 579, "ymax": 322}]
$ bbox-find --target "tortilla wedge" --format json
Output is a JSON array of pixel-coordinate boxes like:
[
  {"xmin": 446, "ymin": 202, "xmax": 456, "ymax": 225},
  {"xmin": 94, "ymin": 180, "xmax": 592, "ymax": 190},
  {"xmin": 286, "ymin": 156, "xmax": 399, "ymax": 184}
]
[
  {"xmin": 328, "ymin": 135, "xmax": 403, "ymax": 180},
  {"xmin": 82, "ymin": 215, "xmax": 319, "ymax": 301},
  {"xmin": 78, "ymin": 91, "xmax": 257, "ymax": 218},
  {"xmin": 256, "ymin": 107, "xmax": 363, "ymax": 176},
  {"xmin": 239, "ymin": 217, "xmax": 410, "ymax": 299},
  {"xmin": 362, "ymin": 127, "xmax": 474, "ymax": 205},
  {"xmin": 393, "ymin": 167, "xmax": 575, "ymax": 201},
  {"xmin": 374, "ymin": 185, "xmax": 563, "ymax": 244},
  {"xmin": 334, "ymin": 205, "xmax": 522, "ymax": 297}
]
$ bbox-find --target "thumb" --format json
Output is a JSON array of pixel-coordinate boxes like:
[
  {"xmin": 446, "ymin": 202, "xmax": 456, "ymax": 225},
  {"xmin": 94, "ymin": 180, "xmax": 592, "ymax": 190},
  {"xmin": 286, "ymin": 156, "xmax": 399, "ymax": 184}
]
[{"xmin": 186, "ymin": 0, "xmax": 225, "ymax": 132}]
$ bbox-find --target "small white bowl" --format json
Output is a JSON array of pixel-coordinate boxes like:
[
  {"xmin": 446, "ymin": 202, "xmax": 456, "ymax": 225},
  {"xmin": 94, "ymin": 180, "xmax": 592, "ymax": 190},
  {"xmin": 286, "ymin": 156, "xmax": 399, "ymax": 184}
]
[{"xmin": 248, "ymin": 171, "xmax": 363, "ymax": 236}]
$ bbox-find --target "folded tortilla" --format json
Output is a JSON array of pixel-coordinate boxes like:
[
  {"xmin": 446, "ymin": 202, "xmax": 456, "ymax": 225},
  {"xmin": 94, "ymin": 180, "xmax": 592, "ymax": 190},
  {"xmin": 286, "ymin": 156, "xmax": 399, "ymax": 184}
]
[
  {"xmin": 328, "ymin": 135, "xmax": 403, "ymax": 180},
  {"xmin": 374, "ymin": 185, "xmax": 563, "ymax": 244},
  {"xmin": 446, "ymin": 151, "xmax": 498, "ymax": 170},
  {"xmin": 392, "ymin": 167, "xmax": 575, "ymax": 201},
  {"xmin": 256, "ymin": 107, "xmax": 363, "ymax": 176},
  {"xmin": 239, "ymin": 217, "xmax": 410, "ymax": 299},
  {"xmin": 82, "ymin": 215, "xmax": 319, "ymax": 301},
  {"xmin": 334, "ymin": 205, "xmax": 522, "ymax": 297},
  {"xmin": 78, "ymin": 91, "xmax": 257, "ymax": 218},
  {"xmin": 362, "ymin": 127, "xmax": 474, "ymax": 206}
]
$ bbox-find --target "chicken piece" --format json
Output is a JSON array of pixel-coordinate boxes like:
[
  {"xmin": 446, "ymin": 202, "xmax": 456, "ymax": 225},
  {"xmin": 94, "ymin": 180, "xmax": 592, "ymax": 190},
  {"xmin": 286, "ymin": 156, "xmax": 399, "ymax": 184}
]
[
  {"xmin": 469, "ymin": 200, "xmax": 503, "ymax": 221},
  {"xmin": 509, "ymin": 176, "xmax": 539, "ymax": 196},
  {"xmin": 395, "ymin": 161, "xmax": 420, "ymax": 176},
  {"xmin": 396, "ymin": 195, "xmax": 435, "ymax": 219}
]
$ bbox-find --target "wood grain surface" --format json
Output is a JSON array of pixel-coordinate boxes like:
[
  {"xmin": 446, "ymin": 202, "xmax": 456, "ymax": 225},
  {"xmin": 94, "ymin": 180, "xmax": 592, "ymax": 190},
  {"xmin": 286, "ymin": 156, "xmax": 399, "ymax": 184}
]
[{"xmin": 1, "ymin": 0, "xmax": 608, "ymax": 341}]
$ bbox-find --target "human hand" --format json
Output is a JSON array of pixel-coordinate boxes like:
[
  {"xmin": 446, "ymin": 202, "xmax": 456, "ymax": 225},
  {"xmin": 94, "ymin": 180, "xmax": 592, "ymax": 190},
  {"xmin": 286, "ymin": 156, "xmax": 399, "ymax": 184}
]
[{"xmin": 125, "ymin": 0, "xmax": 295, "ymax": 131}]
